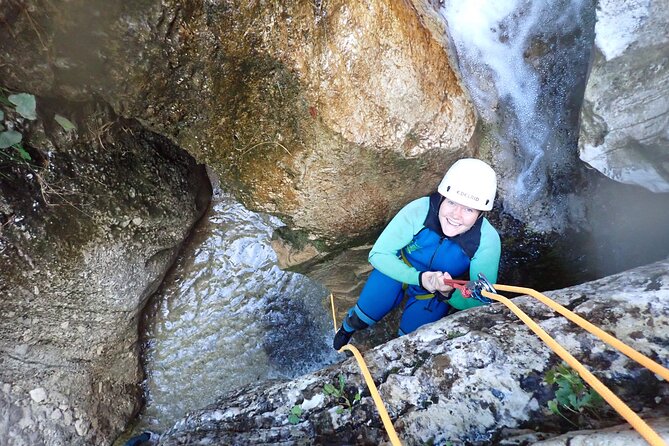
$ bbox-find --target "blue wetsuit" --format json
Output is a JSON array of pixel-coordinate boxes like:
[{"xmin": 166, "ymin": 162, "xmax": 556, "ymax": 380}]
[{"xmin": 343, "ymin": 193, "xmax": 501, "ymax": 335}]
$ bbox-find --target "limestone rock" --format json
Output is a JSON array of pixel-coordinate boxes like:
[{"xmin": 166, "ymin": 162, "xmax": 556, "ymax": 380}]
[
  {"xmin": 0, "ymin": 101, "xmax": 210, "ymax": 445},
  {"xmin": 579, "ymin": 0, "xmax": 669, "ymax": 192},
  {"xmin": 531, "ymin": 417, "xmax": 669, "ymax": 446},
  {"xmin": 0, "ymin": 0, "xmax": 475, "ymax": 246},
  {"xmin": 29, "ymin": 388, "xmax": 47, "ymax": 404},
  {"xmin": 158, "ymin": 259, "xmax": 669, "ymax": 445}
]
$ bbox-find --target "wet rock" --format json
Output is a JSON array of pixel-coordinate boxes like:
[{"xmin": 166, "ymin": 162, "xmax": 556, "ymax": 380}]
[
  {"xmin": 158, "ymin": 259, "xmax": 669, "ymax": 445},
  {"xmin": 579, "ymin": 0, "xmax": 669, "ymax": 192},
  {"xmin": 0, "ymin": 0, "xmax": 474, "ymax": 248},
  {"xmin": 0, "ymin": 101, "xmax": 210, "ymax": 445}
]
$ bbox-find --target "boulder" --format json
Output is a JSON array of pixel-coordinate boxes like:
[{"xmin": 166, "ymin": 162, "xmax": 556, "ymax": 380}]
[
  {"xmin": 0, "ymin": 0, "xmax": 475, "ymax": 247},
  {"xmin": 0, "ymin": 100, "xmax": 210, "ymax": 445},
  {"xmin": 528, "ymin": 417, "xmax": 669, "ymax": 445},
  {"xmin": 158, "ymin": 259, "xmax": 669, "ymax": 445},
  {"xmin": 579, "ymin": 0, "xmax": 669, "ymax": 192}
]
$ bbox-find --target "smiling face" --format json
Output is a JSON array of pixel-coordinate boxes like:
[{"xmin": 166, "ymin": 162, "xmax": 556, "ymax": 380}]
[{"xmin": 438, "ymin": 197, "xmax": 481, "ymax": 237}]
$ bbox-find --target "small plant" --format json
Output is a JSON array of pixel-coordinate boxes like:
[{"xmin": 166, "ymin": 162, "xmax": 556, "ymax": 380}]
[
  {"xmin": 323, "ymin": 374, "xmax": 361, "ymax": 414},
  {"xmin": 288, "ymin": 404, "xmax": 302, "ymax": 424},
  {"xmin": 1, "ymin": 89, "xmax": 77, "ymax": 164},
  {"xmin": 545, "ymin": 362, "xmax": 604, "ymax": 425},
  {"xmin": 0, "ymin": 92, "xmax": 37, "ymax": 162},
  {"xmin": 446, "ymin": 330, "xmax": 465, "ymax": 340}
]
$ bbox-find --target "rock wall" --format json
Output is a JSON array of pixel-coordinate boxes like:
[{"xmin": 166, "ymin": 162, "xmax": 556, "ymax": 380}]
[
  {"xmin": 0, "ymin": 0, "xmax": 475, "ymax": 247},
  {"xmin": 579, "ymin": 0, "xmax": 669, "ymax": 192},
  {"xmin": 531, "ymin": 417, "xmax": 669, "ymax": 446},
  {"xmin": 158, "ymin": 259, "xmax": 669, "ymax": 445},
  {"xmin": 0, "ymin": 100, "xmax": 210, "ymax": 445}
]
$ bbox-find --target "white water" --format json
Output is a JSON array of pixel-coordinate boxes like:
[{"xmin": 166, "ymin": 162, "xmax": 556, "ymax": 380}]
[
  {"xmin": 133, "ymin": 192, "xmax": 337, "ymax": 434},
  {"xmin": 441, "ymin": 0, "xmax": 594, "ymax": 224}
]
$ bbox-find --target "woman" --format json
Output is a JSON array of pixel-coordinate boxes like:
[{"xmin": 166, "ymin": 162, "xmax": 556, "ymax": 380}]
[{"xmin": 333, "ymin": 158, "xmax": 501, "ymax": 350}]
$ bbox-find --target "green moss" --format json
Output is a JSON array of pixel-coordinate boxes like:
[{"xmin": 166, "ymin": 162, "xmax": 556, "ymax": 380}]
[{"xmin": 445, "ymin": 331, "xmax": 465, "ymax": 340}]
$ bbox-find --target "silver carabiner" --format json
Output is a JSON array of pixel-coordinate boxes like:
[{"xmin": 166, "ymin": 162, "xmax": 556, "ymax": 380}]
[
  {"xmin": 477, "ymin": 273, "xmax": 495, "ymax": 294},
  {"xmin": 469, "ymin": 273, "xmax": 495, "ymax": 303}
]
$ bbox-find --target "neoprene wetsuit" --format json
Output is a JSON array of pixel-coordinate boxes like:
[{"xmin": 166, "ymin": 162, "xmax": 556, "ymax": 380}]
[{"xmin": 342, "ymin": 192, "xmax": 501, "ymax": 335}]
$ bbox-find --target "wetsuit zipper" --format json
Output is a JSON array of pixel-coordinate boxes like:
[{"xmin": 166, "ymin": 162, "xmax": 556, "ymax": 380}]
[{"xmin": 427, "ymin": 237, "xmax": 445, "ymax": 270}]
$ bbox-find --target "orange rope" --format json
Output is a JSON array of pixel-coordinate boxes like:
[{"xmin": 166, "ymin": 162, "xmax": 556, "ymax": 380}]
[
  {"xmin": 482, "ymin": 289, "xmax": 667, "ymax": 446},
  {"xmin": 493, "ymin": 284, "xmax": 669, "ymax": 382},
  {"xmin": 329, "ymin": 294, "xmax": 402, "ymax": 446}
]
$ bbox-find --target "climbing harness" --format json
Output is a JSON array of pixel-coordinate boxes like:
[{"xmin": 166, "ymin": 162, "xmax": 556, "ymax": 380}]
[
  {"xmin": 329, "ymin": 275, "xmax": 669, "ymax": 446},
  {"xmin": 464, "ymin": 274, "xmax": 669, "ymax": 446},
  {"xmin": 330, "ymin": 294, "xmax": 402, "ymax": 446}
]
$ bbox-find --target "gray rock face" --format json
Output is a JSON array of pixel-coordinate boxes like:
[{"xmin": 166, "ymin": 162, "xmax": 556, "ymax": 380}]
[
  {"xmin": 0, "ymin": 101, "xmax": 210, "ymax": 445},
  {"xmin": 158, "ymin": 259, "xmax": 669, "ymax": 445},
  {"xmin": 530, "ymin": 417, "xmax": 669, "ymax": 445},
  {"xmin": 579, "ymin": 0, "xmax": 669, "ymax": 192}
]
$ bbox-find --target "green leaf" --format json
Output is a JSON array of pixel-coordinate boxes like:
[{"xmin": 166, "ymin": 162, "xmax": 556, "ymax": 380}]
[
  {"xmin": 0, "ymin": 130, "xmax": 22, "ymax": 149},
  {"xmin": 14, "ymin": 143, "xmax": 31, "ymax": 161},
  {"xmin": 354, "ymin": 392, "xmax": 361, "ymax": 402},
  {"xmin": 323, "ymin": 383, "xmax": 337, "ymax": 396},
  {"xmin": 576, "ymin": 393, "xmax": 593, "ymax": 411},
  {"xmin": 547, "ymin": 400, "xmax": 560, "ymax": 415},
  {"xmin": 8, "ymin": 93, "xmax": 37, "ymax": 120},
  {"xmin": 568, "ymin": 394, "xmax": 579, "ymax": 410},
  {"xmin": 288, "ymin": 414, "xmax": 300, "ymax": 424},
  {"xmin": 54, "ymin": 114, "xmax": 76, "ymax": 131},
  {"xmin": 555, "ymin": 387, "xmax": 571, "ymax": 406},
  {"xmin": 338, "ymin": 374, "xmax": 346, "ymax": 391},
  {"xmin": 290, "ymin": 405, "xmax": 303, "ymax": 417},
  {"xmin": 336, "ymin": 407, "xmax": 344, "ymax": 415}
]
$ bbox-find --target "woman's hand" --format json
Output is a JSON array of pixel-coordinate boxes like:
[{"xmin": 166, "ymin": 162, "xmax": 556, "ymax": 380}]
[
  {"xmin": 420, "ymin": 271, "xmax": 440, "ymax": 292},
  {"xmin": 435, "ymin": 271, "xmax": 454, "ymax": 293},
  {"xmin": 421, "ymin": 271, "xmax": 454, "ymax": 294}
]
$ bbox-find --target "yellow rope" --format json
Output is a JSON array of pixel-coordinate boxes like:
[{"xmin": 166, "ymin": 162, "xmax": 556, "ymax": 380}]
[
  {"xmin": 482, "ymin": 289, "xmax": 667, "ymax": 446},
  {"xmin": 492, "ymin": 284, "xmax": 669, "ymax": 382},
  {"xmin": 328, "ymin": 283, "xmax": 669, "ymax": 446},
  {"xmin": 329, "ymin": 294, "xmax": 403, "ymax": 446}
]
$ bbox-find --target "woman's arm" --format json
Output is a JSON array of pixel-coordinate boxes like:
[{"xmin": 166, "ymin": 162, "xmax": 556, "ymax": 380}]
[{"xmin": 368, "ymin": 197, "xmax": 429, "ymax": 286}]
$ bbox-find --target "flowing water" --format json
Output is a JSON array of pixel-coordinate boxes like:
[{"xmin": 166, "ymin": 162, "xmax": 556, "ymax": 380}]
[
  {"xmin": 132, "ymin": 191, "xmax": 338, "ymax": 434},
  {"xmin": 118, "ymin": 2, "xmax": 669, "ymax": 441},
  {"xmin": 441, "ymin": 0, "xmax": 596, "ymax": 228}
]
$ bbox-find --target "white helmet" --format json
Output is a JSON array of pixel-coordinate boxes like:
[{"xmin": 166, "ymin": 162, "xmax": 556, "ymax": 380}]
[{"xmin": 437, "ymin": 158, "xmax": 497, "ymax": 211}]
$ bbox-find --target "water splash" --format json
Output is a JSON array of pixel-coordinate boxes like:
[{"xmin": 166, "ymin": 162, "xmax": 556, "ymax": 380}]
[
  {"xmin": 134, "ymin": 193, "xmax": 337, "ymax": 433},
  {"xmin": 441, "ymin": 0, "xmax": 595, "ymax": 225}
]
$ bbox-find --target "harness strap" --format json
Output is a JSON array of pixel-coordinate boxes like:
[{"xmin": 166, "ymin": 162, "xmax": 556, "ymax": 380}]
[{"xmin": 400, "ymin": 250, "xmax": 435, "ymax": 300}]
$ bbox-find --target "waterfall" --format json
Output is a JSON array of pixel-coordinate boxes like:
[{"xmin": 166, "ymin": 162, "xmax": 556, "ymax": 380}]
[{"xmin": 440, "ymin": 0, "xmax": 596, "ymax": 229}]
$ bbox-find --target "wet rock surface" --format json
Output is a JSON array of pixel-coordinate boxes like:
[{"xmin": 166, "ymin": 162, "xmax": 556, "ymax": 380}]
[
  {"xmin": 0, "ymin": 0, "xmax": 474, "ymax": 247},
  {"xmin": 579, "ymin": 0, "xmax": 669, "ymax": 192},
  {"xmin": 158, "ymin": 259, "xmax": 669, "ymax": 446},
  {"xmin": 0, "ymin": 101, "xmax": 210, "ymax": 445}
]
